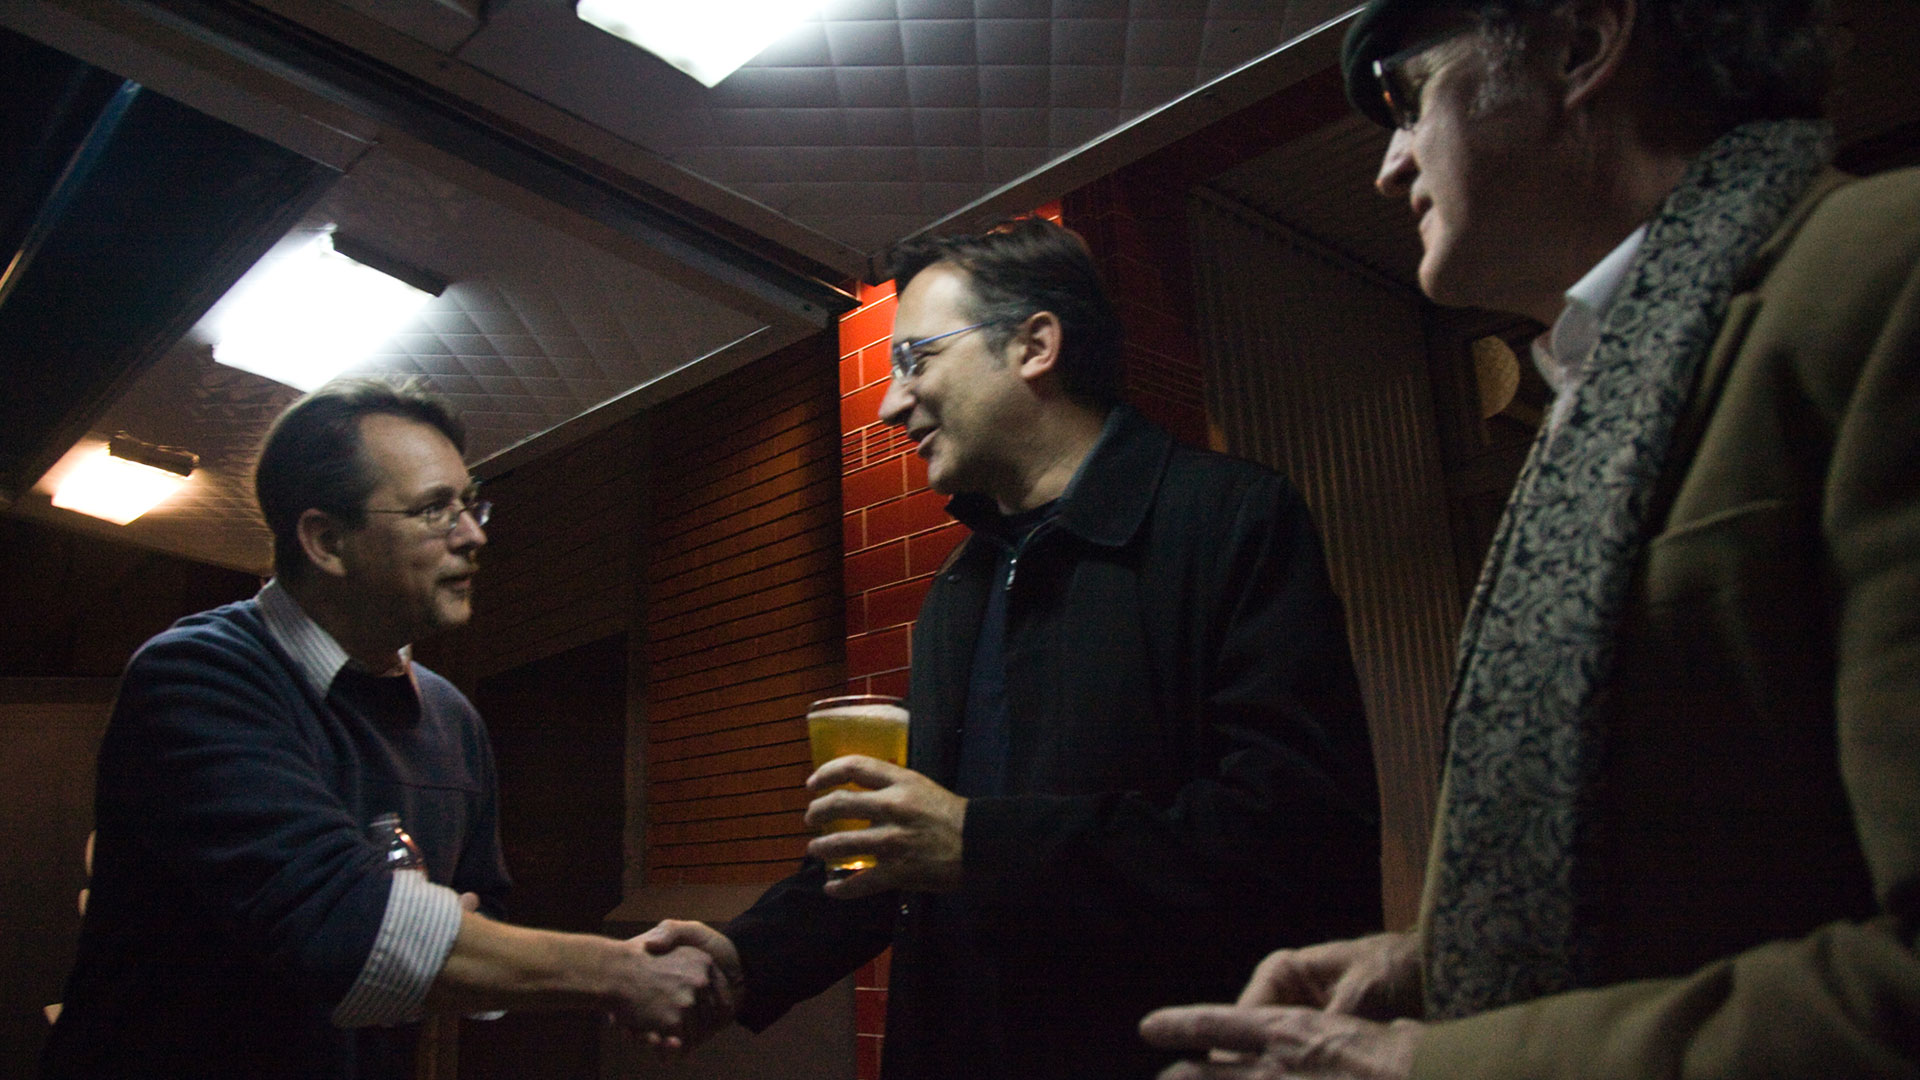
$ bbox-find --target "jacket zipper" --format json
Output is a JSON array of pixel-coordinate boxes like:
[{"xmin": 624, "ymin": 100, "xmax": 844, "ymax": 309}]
[{"xmin": 1003, "ymin": 520, "xmax": 1056, "ymax": 592}]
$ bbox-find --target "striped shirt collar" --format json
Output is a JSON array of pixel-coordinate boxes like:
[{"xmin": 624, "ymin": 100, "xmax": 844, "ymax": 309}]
[{"xmin": 256, "ymin": 579, "xmax": 413, "ymax": 698}]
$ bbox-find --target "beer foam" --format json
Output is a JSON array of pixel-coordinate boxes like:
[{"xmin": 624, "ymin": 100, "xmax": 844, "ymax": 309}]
[{"xmin": 808, "ymin": 704, "xmax": 908, "ymax": 725}]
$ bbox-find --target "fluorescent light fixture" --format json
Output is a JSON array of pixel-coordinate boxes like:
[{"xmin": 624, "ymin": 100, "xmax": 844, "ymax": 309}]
[
  {"xmin": 576, "ymin": 0, "xmax": 826, "ymax": 87},
  {"xmin": 210, "ymin": 230, "xmax": 441, "ymax": 392},
  {"xmin": 51, "ymin": 436, "xmax": 197, "ymax": 525}
]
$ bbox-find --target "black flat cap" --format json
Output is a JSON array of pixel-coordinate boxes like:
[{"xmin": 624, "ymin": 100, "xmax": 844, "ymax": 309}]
[{"xmin": 1342, "ymin": 0, "xmax": 1452, "ymax": 128}]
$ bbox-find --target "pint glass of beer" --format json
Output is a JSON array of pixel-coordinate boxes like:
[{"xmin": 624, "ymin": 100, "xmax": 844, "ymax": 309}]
[{"xmin": 805, "ymin": 694, "xmax": 909, "ymax": 875}]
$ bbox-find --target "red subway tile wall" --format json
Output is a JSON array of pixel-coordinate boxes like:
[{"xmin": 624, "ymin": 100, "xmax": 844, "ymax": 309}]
[
  {"xmin": 644, "ymin": 332, "xmax": 850, "ymax": 885},
  {"xmin": 838, "ymin": 278, "xmax": 924, "ymax": 1079}
]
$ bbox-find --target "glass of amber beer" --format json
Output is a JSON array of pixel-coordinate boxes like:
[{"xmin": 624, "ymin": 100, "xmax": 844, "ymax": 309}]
[{"xmin": 806, "ymin": 694, "xmax": 909, "ymax": 875}]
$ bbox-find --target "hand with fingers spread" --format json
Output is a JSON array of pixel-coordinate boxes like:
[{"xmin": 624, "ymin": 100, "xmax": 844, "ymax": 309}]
[
  {"xmin": 803, "ymin": 756, "xmax": 967, "ymax": 898},
  {"xmin": 1236, "ymin": 932, "xmax": 1422, "ymax": 1020},
  {"xmin": 1140, "ymin": 1003, "xmax": 1423, "ymax": 1080}
]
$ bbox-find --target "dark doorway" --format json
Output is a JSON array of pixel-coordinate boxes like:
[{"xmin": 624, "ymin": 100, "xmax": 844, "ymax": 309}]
[{"xmin": 462, "ymin": 633, "xmax": 629, "ymax": 1080}]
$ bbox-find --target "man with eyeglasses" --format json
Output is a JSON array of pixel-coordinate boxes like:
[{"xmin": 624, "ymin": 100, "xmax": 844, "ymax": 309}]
[
  {"xmin": 644, "ymin": 217, "xmax": 1381, "ymax": 1078},
  {"xmin": 1142, "ymin": 0, "xmax": 1920, "ymax": 1077},
  {"xmin": 43, "ymin": 378, "xmax": 736, "ymax": 1080}
]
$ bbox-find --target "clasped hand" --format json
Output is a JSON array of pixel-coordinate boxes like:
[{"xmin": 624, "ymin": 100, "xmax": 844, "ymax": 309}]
[
  {"xmin": 619, "ymin": 920, "xmax": 742, "ymax": 1052},
  {"xmin": 1139, "ymin": 932, "xmax": 1427, "ymax": 1080},
  {"xmin": 804, "ymin": 756, "xmax": 967, "ymax": 898}
]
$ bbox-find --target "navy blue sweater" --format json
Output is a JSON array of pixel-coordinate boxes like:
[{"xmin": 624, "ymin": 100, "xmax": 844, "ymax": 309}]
[{"xmin": 42, "ymin": 600, "xmax": 509, "ymax": 1080}]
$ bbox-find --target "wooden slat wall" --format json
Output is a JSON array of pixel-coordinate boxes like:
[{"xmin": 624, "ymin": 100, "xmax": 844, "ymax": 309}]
[
  {"xmin": 643, "ymin": 334, "xmax": 847, "ymax": 885},
  {"xmin": 1189, "ymin": 192, "xmax": 1459, "ymax": 930}
]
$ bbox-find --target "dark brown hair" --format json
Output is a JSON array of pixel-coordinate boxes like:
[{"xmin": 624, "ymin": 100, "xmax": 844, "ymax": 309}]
[
  {"xmin": 888, "ymin": 217, "xmax": 1125, "ymax": 408},
  {"xmin": 254, "ymin": 376, "xmax": 465, "ymax": 578}
]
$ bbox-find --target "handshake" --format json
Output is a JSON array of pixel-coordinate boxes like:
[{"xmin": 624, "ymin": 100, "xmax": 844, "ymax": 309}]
[{"xmin": 611, "ymin": 919, "xmax": 746, "ymax": 1052}]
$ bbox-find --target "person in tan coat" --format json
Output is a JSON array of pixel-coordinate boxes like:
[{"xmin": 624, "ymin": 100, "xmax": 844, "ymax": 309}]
[{"xmin": 1140, "ymin": 0, "xmax": 1920, "ymax": 1076}]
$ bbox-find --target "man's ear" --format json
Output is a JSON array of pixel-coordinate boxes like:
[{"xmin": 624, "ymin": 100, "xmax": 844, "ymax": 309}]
[
  {"xmin": 1560, "ymin": 0, "xmax": 1636, "ymax": 110},
  {"xmin": 296, "ymin": 508, "xmax": 351, "ymax": 579},
  {"xmin": 1013, "ymin": 311, "xmax": 1064, "ymax": 383}
]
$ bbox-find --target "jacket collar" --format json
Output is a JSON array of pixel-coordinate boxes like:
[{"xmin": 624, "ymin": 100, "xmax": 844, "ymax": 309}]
[{"xmin": 944, "ymin": 405, "xmax": 1171, "ymax": 549}]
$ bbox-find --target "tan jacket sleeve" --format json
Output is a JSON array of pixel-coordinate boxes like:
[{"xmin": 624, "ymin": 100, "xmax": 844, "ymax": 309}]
[{"xmin": 1414, "ymin": 168, "xmax": 1920, "ymax": 1080}]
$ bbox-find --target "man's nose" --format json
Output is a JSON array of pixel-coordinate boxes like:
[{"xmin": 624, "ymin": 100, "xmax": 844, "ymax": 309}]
[
  {"xmin": 878, "ymin": 372, "xmax": 913, "ymax": 426},
  {"xmin": 1376, "ymin": 127, "xmax": 1416, "ymax": 198},
  {"xmin": 449, "ymin": 509, "xmax": 487, "ymax": 550}
]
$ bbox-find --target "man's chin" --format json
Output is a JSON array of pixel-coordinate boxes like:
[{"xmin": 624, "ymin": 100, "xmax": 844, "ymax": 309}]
[{"xmin": 429, "ymin": 595, "xmax": 474, "ymax": 631}]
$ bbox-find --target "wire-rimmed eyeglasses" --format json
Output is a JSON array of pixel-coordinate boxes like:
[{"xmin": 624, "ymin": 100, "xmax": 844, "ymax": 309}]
[
  {"xmin": 365, "ymin": 486, "xmax": 491, "ymax": 537},
  {"xmin": 1372, "ymin": 23, "xmax": 1478, "ymax": 131},
  {"xmin": 890, "ymin": 322, "xmax": 990, "ymax": 380}
]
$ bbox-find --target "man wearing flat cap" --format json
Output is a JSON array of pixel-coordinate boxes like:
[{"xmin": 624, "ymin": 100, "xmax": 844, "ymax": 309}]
[{"xmin": 1142, "ymin": 0, "xmax": 1920, "ymax": 1076}]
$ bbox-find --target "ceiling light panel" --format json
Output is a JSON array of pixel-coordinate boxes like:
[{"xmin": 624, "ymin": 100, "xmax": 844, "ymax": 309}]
[
  {"xmin": 576, "ymin": 0, "xmax": 827, "ymax": 87},
  {"xmin": 50, "ymin": 443, "xmax": 192, "ymax": 525},
  {"xmin": 208, "ymin": 230, "xmax": 439, "ymax": 391}
]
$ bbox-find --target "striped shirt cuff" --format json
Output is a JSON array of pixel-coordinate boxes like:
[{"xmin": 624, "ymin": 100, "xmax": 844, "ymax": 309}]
[{"xmin": 330, "ymin": 871, "xmax": 463, "ymax": 1028}]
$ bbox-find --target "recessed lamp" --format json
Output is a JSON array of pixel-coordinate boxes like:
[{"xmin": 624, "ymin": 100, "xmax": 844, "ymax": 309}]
[
  {"xmin": 209, "ymin": 230, "xmax": 444, "ymax": 392},
  {"xmin": 50, "ymin": 434, "xmax": 199, "ymax": 526},
  {"xmin": 576, "ymin": 0, "xmax": 826, "ymax": 87}
]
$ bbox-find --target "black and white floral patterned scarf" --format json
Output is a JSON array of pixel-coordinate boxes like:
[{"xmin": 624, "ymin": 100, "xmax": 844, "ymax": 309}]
[{"xmin": 1423, "ymin": 118, "xmax": 1834, "ymax": 1020}]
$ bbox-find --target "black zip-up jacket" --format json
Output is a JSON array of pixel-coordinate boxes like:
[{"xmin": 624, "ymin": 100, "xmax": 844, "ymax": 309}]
[{"xmin": 727, "ymin": 406, "xmax": 1381, "ymax": 1080}]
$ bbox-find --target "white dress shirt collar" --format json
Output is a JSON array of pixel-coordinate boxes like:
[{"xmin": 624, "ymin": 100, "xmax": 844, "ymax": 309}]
[
  {"xmin": 1532, "ymin": 225, "xmax": 1648, "ymax": 433},
  {"xmin": 256, "ymin": 579, "xmax": 412, "ymax": 697}
]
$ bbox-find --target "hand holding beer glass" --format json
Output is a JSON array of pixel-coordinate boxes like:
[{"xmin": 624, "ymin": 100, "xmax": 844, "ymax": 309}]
[{"xmin": 805, "ymin": 694, "xmax": 909, "ymax": 876}]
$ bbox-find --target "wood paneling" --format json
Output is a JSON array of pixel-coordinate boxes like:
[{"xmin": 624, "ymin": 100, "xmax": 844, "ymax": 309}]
[
  {"xmin": 1190, "ymin": 192, "xmax": 1459, "ymax": 930},
  {"xmin": 0, "ymin": 689, "xmax": 113, "ymax": 1080}
]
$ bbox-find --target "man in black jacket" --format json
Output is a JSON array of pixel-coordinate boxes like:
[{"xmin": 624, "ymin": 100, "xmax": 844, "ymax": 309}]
[{"xmin": 649, "ymin": 218, "xmax": 1380, "ymax": 1079}]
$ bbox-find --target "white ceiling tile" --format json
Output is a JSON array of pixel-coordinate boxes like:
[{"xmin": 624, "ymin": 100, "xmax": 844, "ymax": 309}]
[
  {"xmin": 907, "ymin": 65, "xmax": 981, "ymax": 106},
  {"xmin": 448, "ymin": 0, "xmax": 1346, "ymax": 252},
  {"xmin": 751, "ymin": 21, "xmax": 834, "ymax": 67},
  {"xmin": 1120, "ymin": 65, "xmax": 1196, "ymax": 109},
  {"xmin": 1052, "ymin": 0, "xmax": 1129, "ymax": 18},
  {"xmin": 898, "ymin": 0, "xmax": 975, "ymax": 17},
  {"xmin": 1048, "ymin": 106, "xmax": 1129, "ymax": 144},
  {"xmin": 419, "ymin": 310, "xmax": 482, "ymax": 335},
  {"xmin": 975, "ymin": 19, "xmax": 1051, "ymax": 64},
  {"xmin": 919, "ymin": 180, "xmax": 991, "ymax": 211},
  {"xmin": 983, "ymin": 145, "xmax": 1053, "ymax": 177},
  {"xmin": 979, "ymin": 106, "xmax": 1049, "ymax": 146},
  {"xmin": 790, "ymin": 180, "xmax": 920, "ymax": 212},
  {"xmin": 752, "ymin": 108, "xmax": 850, "ymax": 149},
  {"xmin": 825, "ymin": 20, "xmax": 908, "ymax": 65},
  {"xmin": 433, "ymin": 374, "xmax": 485, "ymax": 396},
  {"xmin": 1050, "ymin": 64, "xmax": 1124, "ymax": 107},
  {"xmin": 457, "ymin": 309, "xmax": 522, "ymax": 335},
  {"xmin": 833, "ymin": 65, "xmax": 913, "ymax": 106},
  {"xmin": 900, "ymin": 19, "xmax": 977, "ymax": 64},
  {"xmin": 1050, "ymin": 17, "xmax": 1127, "ymax": 63},
  {"xmin": 977, "ymin": 0, "xmax": 1051, "ymax": 15},
  {"xmin": 844, "ymin": 108, "xmax": 917, "ymax": 146},
  {"xmin": 1124, "ymin": 18, "xmax": 1203, "ymax": 65},
  {"xmin": 915, "ymin": 145, "xmax": 987, "ymax": 180},
  {"xmin": 474, "ymin": 374, "xmax": 531, "ymax": 396},
  {"xmin": 827, "ymin": 0, "xmax": 903, "ymax": 18},
  {"xmin": 435, "ymin": 333, "xmax": 503, "ymax": 355},
  {"xmin": 1209, "ymin": 0, "xmax": 1295, "ymax": 20},
  {"xmin": 910, "ymin": 107, "xmax": 979, "ymax": 144},
  {"xmin": 509, "ymin": 354, "xmax": 565, "ymax": 380},
  {"xmin": 706, "ymin": 66, "xmax": 842, "ymax": 107},
  {"xmin": 1200, "ymin": 19, "xmax": 1281, "ymax": 69},
  {"xmin": 978, "ymin": 65, "xmax": 1051, "ymax": 105}
]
